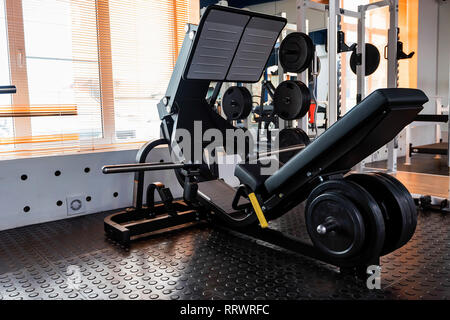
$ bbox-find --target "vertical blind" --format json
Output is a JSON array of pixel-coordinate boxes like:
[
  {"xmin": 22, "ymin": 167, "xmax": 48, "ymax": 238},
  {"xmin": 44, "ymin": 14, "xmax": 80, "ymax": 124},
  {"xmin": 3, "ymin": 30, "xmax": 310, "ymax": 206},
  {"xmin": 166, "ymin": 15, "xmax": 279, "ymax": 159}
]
[{"xmin": 0, "ymin": 0, "xmax": 199, "ymax": 158}]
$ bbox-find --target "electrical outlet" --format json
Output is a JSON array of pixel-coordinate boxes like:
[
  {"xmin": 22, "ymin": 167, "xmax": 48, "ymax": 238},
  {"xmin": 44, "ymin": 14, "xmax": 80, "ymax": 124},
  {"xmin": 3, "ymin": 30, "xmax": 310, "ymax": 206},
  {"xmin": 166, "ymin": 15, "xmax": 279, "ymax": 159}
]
[{"xmin": 66, "ymin": 195, "xmax": 86, "ymax": 216}]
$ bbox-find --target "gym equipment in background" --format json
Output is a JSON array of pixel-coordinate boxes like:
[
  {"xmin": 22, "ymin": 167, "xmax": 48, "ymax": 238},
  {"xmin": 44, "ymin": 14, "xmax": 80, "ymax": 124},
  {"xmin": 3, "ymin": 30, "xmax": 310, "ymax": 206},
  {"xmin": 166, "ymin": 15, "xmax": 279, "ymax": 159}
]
[
  {"xmin": 273, "ymin": 80, "xmax": 311, "ymax": 120},
  {"xmin": 350, "ymin": 43, "xmax": 381, "ymax": 76},
  {"xmin": 222, "ymin": 86, "xmax": 253, "ymax": 120},
  {"xmin": 101, "ymin": 5, "xmax": 428, "ymax": 275},
  {"xmin": 337, "ymin": 30, "xmax": 381, "ymax": 77},
  {"xmin": 279, "ymin": 31, "xmax": 314, "ymax": 73}
]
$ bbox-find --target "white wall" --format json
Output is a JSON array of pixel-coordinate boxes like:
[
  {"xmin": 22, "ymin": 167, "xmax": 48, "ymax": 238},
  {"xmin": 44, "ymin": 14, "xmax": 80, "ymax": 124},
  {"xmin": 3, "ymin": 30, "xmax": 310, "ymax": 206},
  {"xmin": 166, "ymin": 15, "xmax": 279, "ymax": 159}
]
[{"xmin": 0, "ymin": 147, "xmax": 183, "ymax": 231}]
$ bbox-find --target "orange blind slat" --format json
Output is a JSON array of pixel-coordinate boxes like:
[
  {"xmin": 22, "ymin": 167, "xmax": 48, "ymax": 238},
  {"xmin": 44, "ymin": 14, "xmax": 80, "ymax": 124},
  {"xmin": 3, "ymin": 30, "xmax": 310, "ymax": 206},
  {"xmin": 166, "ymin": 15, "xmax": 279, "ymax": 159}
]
[{"xmin": 0, "ymin": 0, "xmax": 199, "ymax": 157}]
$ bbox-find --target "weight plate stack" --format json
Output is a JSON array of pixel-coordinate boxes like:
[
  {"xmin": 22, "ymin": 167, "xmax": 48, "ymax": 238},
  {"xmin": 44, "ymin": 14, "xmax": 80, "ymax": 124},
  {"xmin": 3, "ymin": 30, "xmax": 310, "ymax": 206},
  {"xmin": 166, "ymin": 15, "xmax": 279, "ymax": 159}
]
[
  {"xmin": 374, "ymin": 172, "xmax": 417, "ymax": 243},
  {"xmin": 222, "ymin": 86, "xmax": 253, "ymax": 120},
  {"xmin": 350, "ymin": 43, "xmax": 381, "ymax": 76},
  {"xmin": 279, "ymin": 32, "xmax": 314, "ymax": 73},
  {"xmin": 306, "ymin": 192, "xmax": 366, "ymax": 258},
  {"xmin": 306, "ymin": 179, "xmax": 385, "ymax": 267},
  {"xmin": 346, "ymin": 173, "xmax": 415, "ymax": 255},
  {"xmin": 277, "ymin": 128, "xmax": 310, "ymax": 164},
  {"xmin": 273, "ymin": 80, "xmax": 311, "ymax": 120}
]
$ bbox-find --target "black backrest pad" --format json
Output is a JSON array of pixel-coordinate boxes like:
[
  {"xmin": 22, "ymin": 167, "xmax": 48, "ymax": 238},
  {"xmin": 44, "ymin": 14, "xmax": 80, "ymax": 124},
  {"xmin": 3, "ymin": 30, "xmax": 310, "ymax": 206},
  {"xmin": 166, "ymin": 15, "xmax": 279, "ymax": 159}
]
[
  {"xmin": 184, "ymin": 5, "xmax": 286, "ymax": 83},
  {"xmin": 264, "ymin": 88, "xmax": 428, "ymax": 194}
]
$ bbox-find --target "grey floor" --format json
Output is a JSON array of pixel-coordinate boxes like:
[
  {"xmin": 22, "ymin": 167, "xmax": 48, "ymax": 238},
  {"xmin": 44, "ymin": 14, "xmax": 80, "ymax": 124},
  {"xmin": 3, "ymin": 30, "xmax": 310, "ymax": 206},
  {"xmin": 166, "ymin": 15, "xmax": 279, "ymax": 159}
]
[{"xmin": 1, "ymin": 203, "xmax": 449, "ymax": 300}]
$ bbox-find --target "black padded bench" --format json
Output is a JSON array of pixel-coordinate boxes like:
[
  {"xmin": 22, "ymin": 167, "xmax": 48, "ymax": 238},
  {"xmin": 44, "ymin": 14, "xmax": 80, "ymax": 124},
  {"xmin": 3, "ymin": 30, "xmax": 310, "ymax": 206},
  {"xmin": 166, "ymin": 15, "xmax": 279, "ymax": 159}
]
[{"xmin": 235, "ymin": 88, "xmax": 428, "ymax": 205}]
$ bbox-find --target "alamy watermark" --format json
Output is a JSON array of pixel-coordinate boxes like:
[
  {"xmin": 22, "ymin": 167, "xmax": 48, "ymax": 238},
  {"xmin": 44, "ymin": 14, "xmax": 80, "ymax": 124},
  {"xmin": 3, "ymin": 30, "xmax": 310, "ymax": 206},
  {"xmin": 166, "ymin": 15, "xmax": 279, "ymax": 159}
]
[
  {"xmin": 170, "ymin": 120, "xmax": 286, "ymax": 175},
  {"xmin": 66, "ymin": 265, "xmax": 82, "ymax": 290},
  {"xmin": 366, "ymin": 265, "xmax": 381, "ymax": 289}
]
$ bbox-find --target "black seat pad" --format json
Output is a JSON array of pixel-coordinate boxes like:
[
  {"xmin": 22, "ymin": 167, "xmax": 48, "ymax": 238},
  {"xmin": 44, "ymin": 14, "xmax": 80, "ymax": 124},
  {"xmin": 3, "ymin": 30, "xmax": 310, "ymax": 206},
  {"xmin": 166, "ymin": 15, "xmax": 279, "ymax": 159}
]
[
  {"xmin": 264, "ymin": 88, "xmax": 427, "ymax": 194},
  {"xmin": 234, "ymin": 162, "xmax": 274, "ymax": 192}
]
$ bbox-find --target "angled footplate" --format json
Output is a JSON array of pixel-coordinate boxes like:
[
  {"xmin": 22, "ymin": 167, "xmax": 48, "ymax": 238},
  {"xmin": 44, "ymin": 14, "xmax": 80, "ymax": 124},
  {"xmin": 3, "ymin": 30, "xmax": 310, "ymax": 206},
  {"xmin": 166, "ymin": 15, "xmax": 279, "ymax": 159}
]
[{"xmin": 197, "ymin": 180, "xmax": 256, "ymax": 227}]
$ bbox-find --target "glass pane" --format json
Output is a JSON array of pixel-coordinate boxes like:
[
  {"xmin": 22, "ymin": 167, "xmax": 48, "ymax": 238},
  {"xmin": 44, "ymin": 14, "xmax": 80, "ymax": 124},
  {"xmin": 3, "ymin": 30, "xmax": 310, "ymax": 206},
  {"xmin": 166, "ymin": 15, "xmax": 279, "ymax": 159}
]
[
  {"xmin": 109, "ymin": 0, "xmax": 175, "ymax": 141},
  {"xmin": 0, "ymin": 0, "xmax": 14, "ymax": 141},
  {"xmin": 22, "ymin": 0, "xmax": 102, "ymax": 139}
]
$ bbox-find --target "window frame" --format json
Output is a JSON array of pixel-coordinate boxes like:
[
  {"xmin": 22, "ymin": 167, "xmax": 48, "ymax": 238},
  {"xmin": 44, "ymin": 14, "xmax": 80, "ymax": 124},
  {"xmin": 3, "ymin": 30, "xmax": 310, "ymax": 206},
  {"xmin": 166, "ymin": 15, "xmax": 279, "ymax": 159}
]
[{"xmin": 2, "ymin": 0, "xmax": 199, "ymax": 153}]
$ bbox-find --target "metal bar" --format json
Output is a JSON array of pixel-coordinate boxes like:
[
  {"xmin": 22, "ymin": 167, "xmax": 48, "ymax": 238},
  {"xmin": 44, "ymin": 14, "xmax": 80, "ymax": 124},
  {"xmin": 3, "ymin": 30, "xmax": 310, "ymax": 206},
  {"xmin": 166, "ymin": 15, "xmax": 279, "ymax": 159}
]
[
  {"xmin": 247, "ymin": 144, "xmax": 306, "ymax": 162},
  {"xmin": 216, "ymin": 223, "xmax": 372, "ymax": 269},
  {"xmin": 363, "ymin": 0, "xmax": 389, "ymax": 10},
  {"xmin": 102, "ymin": 162, "xmax": 198, "ymax": 174},
  {"xmin": 386, "ymin": 0, "xmax": 399, "ymax": 173},
  {"xmin": 0, "ymin": 85, "xmax": 16, "ymax": 94},
  {"xmin": 302, "ymin": 0, "xmax": 327, "ymax": 12},
  {"xmin": 327, "ymin": 0, "xmax": 338, "ymax": 126},
  {"xmin": 296, "ymin": 5, "xmax": 309, "ymax": 133},
  {"xmin": 339, "ymin": 8, "xmax": 361, "ymax": 19},
  {"xmin": 414, "ymin": 114, "xmax": 448, "ymax": 122},
  {"xmin": 356, "ymin": 5, "xmax": 366, "ymax": 104},
  {"xmin": 209, "ymin": 81, "xmax": 223, "ymax": 108},
  {"xmin": 410, "ymin": 145, "xmax": 447, "ymax": 155}
]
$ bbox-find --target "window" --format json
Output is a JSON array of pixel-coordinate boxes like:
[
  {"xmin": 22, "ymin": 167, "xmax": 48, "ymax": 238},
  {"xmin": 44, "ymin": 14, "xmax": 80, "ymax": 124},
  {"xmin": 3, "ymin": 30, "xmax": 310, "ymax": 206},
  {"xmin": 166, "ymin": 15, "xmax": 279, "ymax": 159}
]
[
  {"xmin": 0, "ymin": 0, "xmax": 199, "ymax": 158},
  {"xmin": 340, "ymin": 0, "xmax": 418, "ymax": 114},
  {"xmin": 0, "ymin": 0, "xmax": 13, "ymax": 141},
  {"xmin": 23, "ymin": 0, "xmax": 102, "ymax": 140}
]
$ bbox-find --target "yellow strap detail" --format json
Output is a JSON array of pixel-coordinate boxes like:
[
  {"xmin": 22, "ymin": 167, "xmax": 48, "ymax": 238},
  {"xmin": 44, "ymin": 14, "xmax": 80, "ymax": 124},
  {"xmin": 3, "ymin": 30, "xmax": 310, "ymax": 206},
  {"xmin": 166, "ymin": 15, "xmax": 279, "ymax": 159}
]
[{"xmin": 248, "ymin": 193, "xmax": 268, "ymax": 228}]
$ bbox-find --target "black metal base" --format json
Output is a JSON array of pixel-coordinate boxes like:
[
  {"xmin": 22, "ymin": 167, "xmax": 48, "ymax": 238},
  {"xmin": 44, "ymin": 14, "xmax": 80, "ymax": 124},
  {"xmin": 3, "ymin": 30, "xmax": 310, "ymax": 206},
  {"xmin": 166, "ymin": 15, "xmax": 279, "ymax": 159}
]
[
  {"xmin": 104, "ymin": 201, "xmax": 204, "ymax": 245},
  {"xmin": 213, "ymin": 220, "xmax": 379, "ymax": 276},
  {"xmin": 104, "ymin": 202, "xmax": 380, "ymax": 276},
  {"xmin": 2, "ymin": 206, "xmax": 449, "ymax": 300}
]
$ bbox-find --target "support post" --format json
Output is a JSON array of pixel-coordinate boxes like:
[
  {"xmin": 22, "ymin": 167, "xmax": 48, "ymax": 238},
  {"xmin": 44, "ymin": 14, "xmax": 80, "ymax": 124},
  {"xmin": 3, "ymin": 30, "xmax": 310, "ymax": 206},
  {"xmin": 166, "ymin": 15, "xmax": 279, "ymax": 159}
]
[
  {"xmin": 328, "ymin": 0, "xmax": 338, "ymax": 127},
  {"xmin": 296, "ymin": 2, "xmax": 309, "ymax": 132},
  {"xmin": 387, "ymin": 0, "xmax": 399, "ymax": 173}
]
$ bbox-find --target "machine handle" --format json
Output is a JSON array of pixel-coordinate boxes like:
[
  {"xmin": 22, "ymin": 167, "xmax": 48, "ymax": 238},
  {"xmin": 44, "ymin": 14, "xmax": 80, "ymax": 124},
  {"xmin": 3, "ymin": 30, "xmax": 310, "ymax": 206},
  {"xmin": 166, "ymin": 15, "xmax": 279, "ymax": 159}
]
[
  {"xmin": 0, "ymin": 85, "xmax": 16, "ymax": 94},
  {"xmin": 102, "ymin": 162, "xmax": 199, "ymax": 174}
]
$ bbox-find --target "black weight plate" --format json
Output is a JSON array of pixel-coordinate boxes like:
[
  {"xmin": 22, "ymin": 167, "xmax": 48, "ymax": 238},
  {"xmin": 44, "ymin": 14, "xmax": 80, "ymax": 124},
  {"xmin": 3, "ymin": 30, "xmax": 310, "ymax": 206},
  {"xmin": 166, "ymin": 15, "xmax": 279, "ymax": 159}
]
[
  {"xmin": 277, "ymin": 128, "xmax": 310, "ymax": 164},
  {"xmin": 306, "ymin": 179, "xmax": 385, "ymax": 267},
  {"xmin": 346, "ymin": 173, "xmax": 410, "ymax": 255},
  {"xmin": 273, "ymin": 80, "xmax": 311, "ymax": 120},
  {"xmin": 374, "ymin": 172, "xmax": 417, "ymax": 244},
  {"xmin": 279, "ymin": 32, "xmax": 314, "ymax": 73},
  {"xmin": 306, "ymin": 192, "xmax": 365, "ymax": 258},
  {"xmin": 350, "ymin": 43, "xmax": 381, "ymax": 76},
  {"xmin": 372, "ymin": 173, "xmax": 413, "ymax": 250},
  {"xmin": 223, "ymin": 86, "xmax": 253, "ymax": 120}
]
